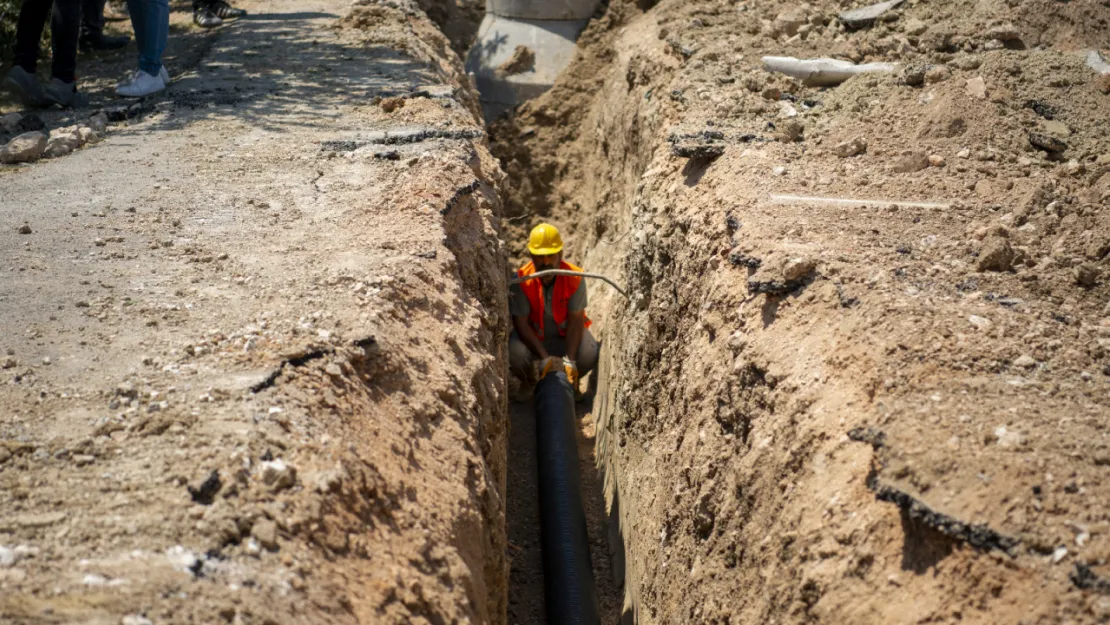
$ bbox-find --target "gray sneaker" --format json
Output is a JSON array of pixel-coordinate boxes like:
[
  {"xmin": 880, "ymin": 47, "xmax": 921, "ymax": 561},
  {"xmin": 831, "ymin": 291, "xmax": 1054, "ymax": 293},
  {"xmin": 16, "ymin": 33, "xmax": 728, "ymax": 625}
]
[
  {"xmin": 43, "ymin": 79, "xmax": 89, "ymax": 109},
  {"xmin": 2, "ymin": 66, "xmax": 45, "ymax": 108}
]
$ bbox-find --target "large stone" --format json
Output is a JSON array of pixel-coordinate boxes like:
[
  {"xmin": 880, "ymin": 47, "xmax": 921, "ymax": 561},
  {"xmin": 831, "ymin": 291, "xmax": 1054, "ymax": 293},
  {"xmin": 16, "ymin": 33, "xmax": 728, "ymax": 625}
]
[
  {"xmin": 839, "ymin": 0, "xmax": 904, "ymax": 30},
  {"xmin": 44, "ymin": 127, "xmax": 80, "ymax": 159},
  {"xmin": 891, "ymin": 151, "xmax": 929, "ymax": 173},
  {"xmin": 0, "ymin": 131, "xmax": 47, "ymax": 164},
  {"xmin": 834, "ymin": 137, "xmax": 867, "ymax": 157},
  {"xmin": 977, "ymin": 236, "xmax": 1014, "ymax": 272},
  {"xmin": 86, "ymin": 112, "xmax": 109, "ymax": 134}
]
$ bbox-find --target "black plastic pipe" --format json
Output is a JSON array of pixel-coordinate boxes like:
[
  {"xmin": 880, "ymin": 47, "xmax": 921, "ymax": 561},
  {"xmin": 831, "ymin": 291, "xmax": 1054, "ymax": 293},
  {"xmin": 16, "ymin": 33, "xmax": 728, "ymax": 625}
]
[{"xmin": 534, "ymin": 371, "xmax": 600, "ymax": 625}]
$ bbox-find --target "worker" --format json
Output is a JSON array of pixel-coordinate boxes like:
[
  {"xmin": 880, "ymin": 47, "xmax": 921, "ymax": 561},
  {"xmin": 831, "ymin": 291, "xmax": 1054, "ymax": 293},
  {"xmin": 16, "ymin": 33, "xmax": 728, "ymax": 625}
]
[{"xmin": 509, "ymin": 222, "xmax": 599, "ymax": 396}]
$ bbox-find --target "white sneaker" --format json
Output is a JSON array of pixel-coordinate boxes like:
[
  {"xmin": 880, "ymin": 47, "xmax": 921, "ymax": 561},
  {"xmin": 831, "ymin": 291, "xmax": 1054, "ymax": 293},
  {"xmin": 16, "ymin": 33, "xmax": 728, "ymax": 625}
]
[{"xmin": 116, "ymin": 70, "xmax": 165, "ymax": 98}]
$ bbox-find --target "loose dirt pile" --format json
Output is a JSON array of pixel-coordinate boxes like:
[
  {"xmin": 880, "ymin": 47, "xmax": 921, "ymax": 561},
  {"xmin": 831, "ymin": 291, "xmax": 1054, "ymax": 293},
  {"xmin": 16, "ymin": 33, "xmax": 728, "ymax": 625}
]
[
  {"xmin": 493, "ymin": 0, "xmax": 1110, "ymax": 622},
  {"xmin": 1, "ymin": 1, "xmax": 509, "ymax": 624}
]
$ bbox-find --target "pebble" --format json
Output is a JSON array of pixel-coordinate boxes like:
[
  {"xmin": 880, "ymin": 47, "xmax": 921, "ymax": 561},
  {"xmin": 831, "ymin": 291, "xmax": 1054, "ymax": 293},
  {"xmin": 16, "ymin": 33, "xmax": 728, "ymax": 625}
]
[
  {"xmin": 891, "ymin": 151, "xmax": 929, "ymax": 173},
  {"xmin": 903, "ymin": 18, "xmax": 927, "ymax": 36},
  {"xmin": 1014, "ymin": 355, "xmax": 1037, "ymax": 369},
  {"xmin": 834, "ymin": 137, "xmax": 867, "ymax": 158},
  {"xmin": 977, "ymin": 236, "xmax": 1014, "ymax": 272},
  {"xmin": 965, "ymin": 76, "xmax": 988, "ymax": 99},
  {"xmin": 928, "ymin": 154, "xmax": 945, "ymax": 167},
  {"xmin": 957, "ymin": 148, "xmax": 971, "ymax": 159},
  {"xmin": 122, "ymin": 616, "xmax": 154, "ymax": 625},
  {"xmin": 1075, "ymin": 263, "xmax": 1100, "ymax": 288},
  {"xmin": 968, "ymin": 315, "xmax": 993, "ymax": 331},
  {"xmin": 1052, "ymin": 546, "xmax": 1068, "ymax": 563},
  {"xmin": 772, "ymin": 166, "xmax": 787, "ymax": 176},
  {"xmin": 78, "ymin": 127, "xmax": 101, "ymax": 145},
  {"xmin": 17, "ymin": 224, "xmax": 31, "ymax": 234},
  {"xmin": 0, "ymin": 545, "xmax": 16, "ymax": 567},
  {"xmin": 251, "ymin": 519, "xmax": 280, "ymax": 551},
  {"xmin": 783, "ymin": 257, "xmax": 817, "ymax": 281},
  {"xmin": 259, "ymin": 458, "xmax": 296, "ymax": 490},
  {"xmin": 925, "ymin": 65, "xmax": 951, "ymax": 84},
  {"xmin": 0, "ymin": 131, "xmax": 47, "ymax": 164},
  {"xmin": 1028, "ymin": 132, "xmax": 1067, "ymax": 153}
]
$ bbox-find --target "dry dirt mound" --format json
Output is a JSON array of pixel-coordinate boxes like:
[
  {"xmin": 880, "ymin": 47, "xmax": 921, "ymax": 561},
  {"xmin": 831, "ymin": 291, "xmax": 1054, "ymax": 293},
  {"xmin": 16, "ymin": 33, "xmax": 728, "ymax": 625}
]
[{"xmin": 492, "ymin": 0, "xmax": 1110, "ymax": 622}]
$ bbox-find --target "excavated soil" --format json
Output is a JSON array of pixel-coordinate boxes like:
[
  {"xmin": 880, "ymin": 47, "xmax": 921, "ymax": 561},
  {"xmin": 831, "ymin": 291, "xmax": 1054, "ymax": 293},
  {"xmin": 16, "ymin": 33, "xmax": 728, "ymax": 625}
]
[
  {"xmin": 492, "ymin": 0, "xmax": 1110, "ymax": 622},
  {"xmin": 1, "ymin": 1, "xmax": 510, "ymax": 624}
]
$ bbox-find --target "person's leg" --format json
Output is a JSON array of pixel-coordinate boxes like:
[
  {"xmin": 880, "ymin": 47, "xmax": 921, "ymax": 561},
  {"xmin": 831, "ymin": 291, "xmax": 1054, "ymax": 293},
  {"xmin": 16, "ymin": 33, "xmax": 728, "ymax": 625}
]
[
  {"xmin": 48, "ymin": 0, "xmax": 81, "ymax": 83},
  {"xmin": 139, "ymin": 0, "xmax": 169, "ymax": 75},
  {"xmin": 125, "ymin": 0, "xmax": 147, "ymax": 66},
  {"xmin": 509, "ymin": 332, "xmax": 536, "ymax": 384},
  {"xmin": 81, "ymin": 0, "xmax": 105, "ymax": 35},
  {"xmin": 575, "ymin": 329, "xmax": 599, "ymax": 377},
  {"xmin": 13, "ymin": 0, "xmax": 54, "ymax": 74}
]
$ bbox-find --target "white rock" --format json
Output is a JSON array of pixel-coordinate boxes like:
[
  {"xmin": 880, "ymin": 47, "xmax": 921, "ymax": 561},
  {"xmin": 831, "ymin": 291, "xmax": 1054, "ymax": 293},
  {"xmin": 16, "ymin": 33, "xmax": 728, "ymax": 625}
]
[
  {"xmin": 259, "ymin": 458, "xmax": 296, "ymax": 490},
  {"xmin": 164, "ymin": 545, "xmax": 200, "ymax": 575},
  {"xmin": 968, "ymin": 315, "xmax": 992, "ymax": 330},
  {"xmin": 1052, "ymin": 546, "xmax": 1068, "ymax": 563},
  {"xmin": 0, "ymin": 545, "xmax": 16, "ymax": 567},
  {"xmin": 772, "ymin": 166, "xmax": 787, "ymax": 176},
  {"xmin": 965, "ymin": 76, "xmax": 988, "ymax": 99},
  {"xmin": 122, "ymin": 616, "xmax": 154, "ymax": 625},
  {"xmin": 1014, "ymin": 355, "xmax": 1037, "ymax": 368},
  {"xmin": 839, "ymin": 0, "xmax": 904, "ymax": 29},
  {"xmin": 1, "ymin": 131, "xmax": 47, "ymax": 164}
]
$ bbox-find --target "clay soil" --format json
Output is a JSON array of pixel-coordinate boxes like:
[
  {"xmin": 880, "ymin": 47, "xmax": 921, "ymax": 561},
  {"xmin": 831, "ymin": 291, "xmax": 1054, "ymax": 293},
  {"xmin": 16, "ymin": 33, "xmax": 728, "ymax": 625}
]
[{"xmin": 492, "ymin": 0, "xmax": 1110, "ymax": 623}]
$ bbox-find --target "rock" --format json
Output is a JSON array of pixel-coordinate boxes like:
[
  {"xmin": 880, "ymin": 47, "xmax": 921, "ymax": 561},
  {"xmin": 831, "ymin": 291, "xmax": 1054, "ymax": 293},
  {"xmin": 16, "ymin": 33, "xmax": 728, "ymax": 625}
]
[
  {"xmin": 776, "ymin": 119, "xmax": 804, "ymax": 142},
  {"xmin": 891, "ymin": 151, "xmax": 929, "ymax": 173},
  {"xmin": 1014, "ymin": 355, "xmax": 1037, "ymax": 369},
  {"xmin": 925, "ymin": 65, "xmax": 951, "ymax": 84},
  {"xmin": 0, "ymin": 131, "xmax": 47, "ymax": 164},
  {"xmin": 121, "ymin": 616, "xmax": 154, "ymax": 625},
  {"xmin": 251, "ymin": 519, "xmax": 279, "ymax": 551},
  {"xmin": 928, "ymin": 154, "xmax": 946, "ymax": 167},
  {"xmin": 78, "ymin": 127, "xmax": 101, "ymax": 145},
  {"xmin": 968, "ymin": 315, "xmax": 993, "ymax": 331},
  {"xmin": 899, "ymin": 63, "xmax": 927, "ymax": 87},
  {"xmin": 772, "ymin": 166, "xmax": 787, "ymax": 176},
  {"xmin": 1042, "ymin": 120, "xmax": 1071, "ymax": 137},
  {"xmin": 87, "ymin": 112, "xmax": 108, "ymax": 134},
  {"xmin": 1053, "ymin": 546, "xmax": 1068, "ymax": 564},
  {"xmin": 773, "ymin": 8, "xmax": 808, "ymax": 37},
  {"xmin": 985, "ymin": 23, "xmax": 1021, "ymax": 42},
  {"xmin": 259, "ymin": 458, "xmax": 296, "ymax": 490},
  {"xmin": 834, "ymin": 137, "xmax": 867, "ymax": 157},
  {"xmin": 978, "ymin": 236, "xmax": 1014, "ymax": 272},
  {"xmin": 0, "ymin": 112, "xmax": 22, "ymax": 133},
  {"xmin": 965, "ymin": 76, "xmax": 988, "ymax": 99},
  {"xmin": 903, "ymin": 18, "xmax": 927, "ymax": 36},
  {"xmin": 783, "ymin": 257, "xmax": 817, "ymax": 281},
  {"xmin": 839, "ymin": 0, "xmax": 904, "ymax": 30},
  {"xmin": 1098, "ymin": 75, "xmax": 1110, "ymax": 95},
  {"xmin": 44, "ymin": 128, "xmax": 80, "ymax": 158},
  {"xmin": 1086, "ymin": 237, "xmax": 1110, "ymax": 260},
  {"xmin": 495, "ymin": 45, "xmax": 535, "ymax": 76},
  {"xmin": 17, "ymin": 224, "xmax": 31, "ymax": 235},
  {"xmin": 1075, "ymin": 263, "xmax": 1100, "ymax": 288},
  {"xmin": 0, "ymin": 546, "xmax": 16, "ymax": 567},
  {"xmin": 993, "ymin": 425, "xmax": 1026, "ymax": 448},
  {"xmin": 1, "ymin": 357, "xmax": 16, "ymax": 368},
  {"xmin": 1028, "ymin": 132, "xmax": 1066, "ymax": 153},
  {"xmin": 187, "ymin": 470, "xmax": 222, "ymax": 504}
]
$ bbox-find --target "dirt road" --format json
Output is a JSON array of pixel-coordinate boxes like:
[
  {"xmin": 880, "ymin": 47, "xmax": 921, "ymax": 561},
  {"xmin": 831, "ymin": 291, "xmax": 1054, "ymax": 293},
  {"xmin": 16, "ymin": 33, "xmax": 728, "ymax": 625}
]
[{"xmin": 1, "ymin": 1, "xmax": 510, "ymax": 623}]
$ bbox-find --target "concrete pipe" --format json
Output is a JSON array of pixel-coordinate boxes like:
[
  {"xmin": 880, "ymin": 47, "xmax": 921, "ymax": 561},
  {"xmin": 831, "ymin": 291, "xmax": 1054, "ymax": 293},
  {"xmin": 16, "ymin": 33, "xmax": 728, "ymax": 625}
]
[{"xmin": 464, "ymin": 0, "xmax": 603, "ymax": 120}]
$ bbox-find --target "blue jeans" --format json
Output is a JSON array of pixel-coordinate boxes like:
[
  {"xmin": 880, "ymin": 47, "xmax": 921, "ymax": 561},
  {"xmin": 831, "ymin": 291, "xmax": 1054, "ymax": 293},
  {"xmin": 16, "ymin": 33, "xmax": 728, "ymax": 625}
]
[{"xmin": 126, "ymin": 0, "xmax": 169, "ymax": 76}]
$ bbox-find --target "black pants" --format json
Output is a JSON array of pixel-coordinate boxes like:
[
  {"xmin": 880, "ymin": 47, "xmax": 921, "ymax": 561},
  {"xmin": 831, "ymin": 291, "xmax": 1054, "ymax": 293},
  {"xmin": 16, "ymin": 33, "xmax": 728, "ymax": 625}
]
[
  {"xmin": 13, "ymin": 0, "xmax": 81, "ymax": 82},
  {"xmin": 81, "ymin": 0, "xmax": 106, "ymax": 35}
]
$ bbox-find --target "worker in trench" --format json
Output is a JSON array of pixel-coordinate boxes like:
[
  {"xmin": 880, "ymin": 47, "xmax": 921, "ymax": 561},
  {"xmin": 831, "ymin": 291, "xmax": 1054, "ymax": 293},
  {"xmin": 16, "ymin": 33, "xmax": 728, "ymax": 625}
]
[{"xmin": 509, "ymin": 222, "xmax": 599, "ymax": 397}]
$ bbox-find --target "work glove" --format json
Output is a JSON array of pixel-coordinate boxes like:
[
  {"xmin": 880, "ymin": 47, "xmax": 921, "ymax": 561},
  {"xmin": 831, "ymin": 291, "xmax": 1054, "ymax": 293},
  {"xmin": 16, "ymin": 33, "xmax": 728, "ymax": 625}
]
[
  {"xmin": 563, "ymin": 357, "xmax": 578, "ymax": 387},
  {"xmin": 533, "ymin": 356, "xmax": 560, "ymax": 381}
]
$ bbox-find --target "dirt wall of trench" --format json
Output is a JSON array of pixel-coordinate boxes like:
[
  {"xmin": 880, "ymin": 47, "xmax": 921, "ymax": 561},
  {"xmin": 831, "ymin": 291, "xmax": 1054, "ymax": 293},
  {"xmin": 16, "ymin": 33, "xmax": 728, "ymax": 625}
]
[
  {"xmin": 1, "ymin": 1, "xmax": 509, "ymax": 624},
  {"xmin": 493, "ymin": 0, "xmax": 1110, "ymax": 622}
]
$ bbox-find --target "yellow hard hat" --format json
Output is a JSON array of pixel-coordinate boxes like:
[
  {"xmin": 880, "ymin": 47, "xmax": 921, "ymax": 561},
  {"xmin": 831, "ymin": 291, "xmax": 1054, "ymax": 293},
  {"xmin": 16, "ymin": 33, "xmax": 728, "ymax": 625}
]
[{"xmin": 527, "ymin": 222, "xmax": 564, "ymax": 256}]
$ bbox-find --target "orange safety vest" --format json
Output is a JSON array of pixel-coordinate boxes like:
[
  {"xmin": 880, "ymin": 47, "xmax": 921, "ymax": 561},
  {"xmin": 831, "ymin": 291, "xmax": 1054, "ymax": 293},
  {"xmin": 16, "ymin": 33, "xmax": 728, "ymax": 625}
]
[{"xmin": 516, "ymin": 260, "xmax": 593, "ymax": 339}]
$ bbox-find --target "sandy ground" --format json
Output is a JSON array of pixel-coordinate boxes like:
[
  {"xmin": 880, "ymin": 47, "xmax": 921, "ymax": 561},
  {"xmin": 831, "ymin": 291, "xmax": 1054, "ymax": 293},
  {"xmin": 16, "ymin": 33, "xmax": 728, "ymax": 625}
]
[
  {"xmin": 493, "ymin": 0, "xmax": 1110, "ymax": 622},
  {"xmin": 1, "ymin": 1, "xmax": 511, "ymax": 623}
]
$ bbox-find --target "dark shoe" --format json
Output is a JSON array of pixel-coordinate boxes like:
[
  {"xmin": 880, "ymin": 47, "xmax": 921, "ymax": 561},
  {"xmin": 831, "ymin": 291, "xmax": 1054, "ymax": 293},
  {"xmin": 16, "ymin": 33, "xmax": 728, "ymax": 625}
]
[
  {"xmin": 80, "ymin": 30, "xmax": 132, "ymax": 51},
  {"xmin": 2, "ymin": 66, "xmax": 46, "ymax": 108},
  {"xmin": 194, "ymin": 6, "xmax": 223, "ymax": 27},
  {"xmin": 210, "ymin": 0, "xmax": 246, "ymax": 18},
  {"xmin": 43, "ymin": 79, "xmax": 90, "ymax": 109}
]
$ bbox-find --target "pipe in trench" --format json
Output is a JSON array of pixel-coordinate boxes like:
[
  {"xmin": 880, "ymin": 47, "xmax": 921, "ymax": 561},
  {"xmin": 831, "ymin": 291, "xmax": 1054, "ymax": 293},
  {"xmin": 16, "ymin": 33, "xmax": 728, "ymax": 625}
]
[{"xmin": 534, "ymin": 371, "xmax": 600, "ymax": 625}]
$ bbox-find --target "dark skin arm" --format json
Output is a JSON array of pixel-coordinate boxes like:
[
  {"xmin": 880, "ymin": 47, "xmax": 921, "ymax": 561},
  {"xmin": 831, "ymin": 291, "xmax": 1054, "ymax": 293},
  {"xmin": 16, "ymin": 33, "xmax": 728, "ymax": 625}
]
[
  {"xmin": 564, "ymin": 310, "xmax": 585, "ymax": 362},
  {"xmin": 513, "ymin": 314, "xmax": 550, "ymax": 361}
]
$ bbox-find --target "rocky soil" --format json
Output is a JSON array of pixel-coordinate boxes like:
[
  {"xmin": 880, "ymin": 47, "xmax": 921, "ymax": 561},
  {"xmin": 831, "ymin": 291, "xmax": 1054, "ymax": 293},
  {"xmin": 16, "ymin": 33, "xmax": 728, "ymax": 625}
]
[
  {"xmin": 1, "ymin": 1, "xmax": 510, "ymax": 624},
  {"xmin": 492, "ymin": 0, "xmax": 1110, "ymax": 622}
]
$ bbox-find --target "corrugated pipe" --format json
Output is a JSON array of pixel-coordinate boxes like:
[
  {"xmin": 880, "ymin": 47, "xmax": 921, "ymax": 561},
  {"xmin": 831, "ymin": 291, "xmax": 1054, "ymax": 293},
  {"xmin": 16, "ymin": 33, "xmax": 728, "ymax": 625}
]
[{"xmin": 534, "ymin": 371, "xmax": 600, "ymax": 625}]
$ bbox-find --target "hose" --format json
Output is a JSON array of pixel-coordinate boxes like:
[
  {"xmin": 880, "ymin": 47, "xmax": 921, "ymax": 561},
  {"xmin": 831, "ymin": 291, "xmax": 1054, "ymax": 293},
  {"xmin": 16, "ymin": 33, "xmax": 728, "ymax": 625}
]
[
  {"xmin": 510, "ymin": 269, "xmax": 630, "ymax": 299},
  {"xmin": 534, "ymin": 371, "xmax": 600, "ymax": 625}
]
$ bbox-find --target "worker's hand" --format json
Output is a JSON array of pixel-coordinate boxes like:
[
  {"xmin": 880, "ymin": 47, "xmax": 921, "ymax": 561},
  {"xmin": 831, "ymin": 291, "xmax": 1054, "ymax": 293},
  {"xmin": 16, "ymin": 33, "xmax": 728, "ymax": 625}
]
[
  {"xmin": 563, "ymin": 357, "xmax": 578, "ymax": 387},
  {"xmin": 534, "ymin": 356, "xmax": 560, "ymax": 381}
]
